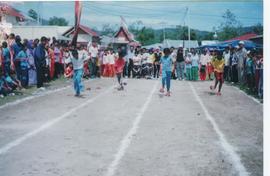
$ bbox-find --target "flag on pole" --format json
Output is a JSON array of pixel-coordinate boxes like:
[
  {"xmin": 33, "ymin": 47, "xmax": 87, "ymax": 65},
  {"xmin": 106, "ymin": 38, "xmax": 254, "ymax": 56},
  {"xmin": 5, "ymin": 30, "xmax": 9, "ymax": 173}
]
[{"xmin": 71, "ymin": 1, "xmax": 82, "ymax": 47}]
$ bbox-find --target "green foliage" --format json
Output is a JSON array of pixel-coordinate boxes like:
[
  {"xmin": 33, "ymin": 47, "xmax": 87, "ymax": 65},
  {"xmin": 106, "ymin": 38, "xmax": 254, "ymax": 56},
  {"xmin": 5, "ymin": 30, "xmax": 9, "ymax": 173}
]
[
  {"xmin": 137, "ymin": 27, "xmax": 155, "ymax": 45},
  {"xmin": 252, "ymin": 23, "xmax": 263, "ymax": 35},
  {"xmin": 101, "ymin": 24, "xmax": 117, "ymax": 36},
  {"xmin": 28, "ymin": 9, "xmax": 38, "ymax": 20},
  {"xmin": 217, "ymin": 9, "xmax": 242, "ymax": 41},
  {"xmin": 48, "ymin": 16, "xmax": 68, "ymax": 26}
]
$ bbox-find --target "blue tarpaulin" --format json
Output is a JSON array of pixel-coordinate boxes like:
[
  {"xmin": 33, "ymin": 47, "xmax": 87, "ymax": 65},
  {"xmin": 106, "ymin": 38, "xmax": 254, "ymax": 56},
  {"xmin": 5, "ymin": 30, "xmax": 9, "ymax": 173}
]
[{"xmin": 199, "ymin": 40, "xmax": 262, "ymax": 51}]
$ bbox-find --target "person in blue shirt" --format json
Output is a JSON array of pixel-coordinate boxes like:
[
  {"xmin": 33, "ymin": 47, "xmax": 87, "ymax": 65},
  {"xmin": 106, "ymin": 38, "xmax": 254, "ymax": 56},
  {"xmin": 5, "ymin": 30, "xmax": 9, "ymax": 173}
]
[
  {"xmin": 160, "ymin": 48, "xmax": 173, "ymax": 96},
  {"xmin": 246, "ymin": 51, "xmax": 255, "ymax": 91},
  {"xmin": 34, "ymin": 36, "xmax": 47, "ymax": 89},
  {"xmin": 1, "ymin": 41, "xmax": 12, "ymax": 76},
  {"xmin": 16, "ymin": 43, "xmax": 29, "ymax": 88},
  {"xmin": 11, "ymin": 35, "xmax": 23, "ymax": 80}
]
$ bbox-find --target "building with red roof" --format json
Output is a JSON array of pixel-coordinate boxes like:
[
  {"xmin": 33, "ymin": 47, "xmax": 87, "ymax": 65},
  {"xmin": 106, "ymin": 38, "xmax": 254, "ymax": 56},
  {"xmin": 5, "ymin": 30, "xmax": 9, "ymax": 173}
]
[
  {"xmin": 112, "ymin": 25, "xmax": 141, "ymax": 50},
  {"xmin": 224, "ymin": 33, "xmax": 258, "ymax": 42},
  {"xmin": 62, "ymin": 24, "xmax": 100, "ymax": 45},
  {"xmin": 0, "ymin": 3, "xmax": 25, "ymax": 24}
]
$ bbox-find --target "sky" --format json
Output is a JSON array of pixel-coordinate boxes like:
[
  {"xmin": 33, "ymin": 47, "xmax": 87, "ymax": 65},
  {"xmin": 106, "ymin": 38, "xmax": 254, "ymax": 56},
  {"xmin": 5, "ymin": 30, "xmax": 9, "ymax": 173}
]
[{"xmin": 10, "ymin": 1, "xmax": 263, "ymax": 32}]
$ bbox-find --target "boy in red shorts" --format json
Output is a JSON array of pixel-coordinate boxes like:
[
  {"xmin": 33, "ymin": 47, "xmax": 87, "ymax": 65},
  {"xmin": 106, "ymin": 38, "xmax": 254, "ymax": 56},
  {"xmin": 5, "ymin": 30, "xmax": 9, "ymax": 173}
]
[{"xmin": 210, "ymin": 50, "xmax": 225, "ymax": 96}]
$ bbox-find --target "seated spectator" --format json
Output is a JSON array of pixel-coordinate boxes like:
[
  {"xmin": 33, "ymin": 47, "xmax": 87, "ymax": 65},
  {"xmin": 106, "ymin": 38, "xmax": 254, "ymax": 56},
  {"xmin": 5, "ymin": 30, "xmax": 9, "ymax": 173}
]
[
  {"xmin": 5, "ymin": 72, "xmax": 22, "ymax": 91},
  {"xmin": 64, "ymin": 63, "xmax": 73, "ymax": 78}
]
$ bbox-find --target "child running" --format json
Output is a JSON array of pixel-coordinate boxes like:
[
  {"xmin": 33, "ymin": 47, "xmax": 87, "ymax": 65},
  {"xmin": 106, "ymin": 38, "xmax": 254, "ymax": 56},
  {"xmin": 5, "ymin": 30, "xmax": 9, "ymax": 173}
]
[
  {"xmin": 160, "ymin": 48, "xmax": 173, "ymax": 96},
  {"xmin": 71, "ymin": 47, "xmax": 85, "ymax": 97},
  {"xmin": 210, "ymin": 50, "xmax": 225, "ymax": 96},
  {"xmin": 115, "ymin": 48, "xmax": 125, "ymax": 91}
]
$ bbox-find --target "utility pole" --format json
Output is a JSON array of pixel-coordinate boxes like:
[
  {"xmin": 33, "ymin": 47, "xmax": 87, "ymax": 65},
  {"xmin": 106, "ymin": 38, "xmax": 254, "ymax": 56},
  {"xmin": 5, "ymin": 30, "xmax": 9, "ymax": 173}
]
[{"xmin": 187, "ymin": 7, "xmax": 190, "ymax": 51}]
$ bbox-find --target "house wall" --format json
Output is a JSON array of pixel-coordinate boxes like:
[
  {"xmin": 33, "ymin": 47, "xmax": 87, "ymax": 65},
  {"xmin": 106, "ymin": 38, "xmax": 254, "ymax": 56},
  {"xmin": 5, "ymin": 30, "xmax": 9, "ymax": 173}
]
[
  {"xmin": 11, "ymin": 26, "xmax": 70, "ymax": 40},
  {"xmin": 1, "ymin": 15, "xmax": 18, "ymax": 25}
]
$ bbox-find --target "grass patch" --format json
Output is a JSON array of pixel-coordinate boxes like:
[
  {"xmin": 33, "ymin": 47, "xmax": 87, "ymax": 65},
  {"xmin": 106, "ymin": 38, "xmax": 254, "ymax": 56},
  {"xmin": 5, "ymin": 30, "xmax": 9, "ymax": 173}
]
[{"xmin": 0, "ymin": 76, "xmax": 71, "ymax": 106}]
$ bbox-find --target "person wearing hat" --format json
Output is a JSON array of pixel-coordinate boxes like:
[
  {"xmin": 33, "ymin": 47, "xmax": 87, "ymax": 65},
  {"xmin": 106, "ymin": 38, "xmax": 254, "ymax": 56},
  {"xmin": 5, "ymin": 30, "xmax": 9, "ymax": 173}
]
[
  {"xmin": 236, "ymin": 40, "xmax": 247, "ymax": 84},
  {"xmin": 245, "ymin": 50, "xmax": 255, "ymax": 91},
  {"xmin": 34, "ymin": 36, "xmax": 47, "ymax": 89}
]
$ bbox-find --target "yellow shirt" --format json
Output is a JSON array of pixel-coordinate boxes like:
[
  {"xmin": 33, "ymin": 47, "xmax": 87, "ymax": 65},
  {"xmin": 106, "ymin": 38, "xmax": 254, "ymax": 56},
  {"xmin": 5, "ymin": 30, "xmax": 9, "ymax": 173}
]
[{"xmin": 211, "ymin": 57, "xmax": 225, "ymax": 73}]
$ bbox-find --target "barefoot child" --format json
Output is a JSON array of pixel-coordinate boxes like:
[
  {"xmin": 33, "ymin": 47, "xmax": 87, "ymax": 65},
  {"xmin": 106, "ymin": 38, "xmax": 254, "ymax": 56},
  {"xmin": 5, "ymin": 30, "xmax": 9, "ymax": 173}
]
[
  {"xmin": 210, "ymin": 50, "xmax": 225, "ymax": 96},
  {"xmin": 160, "ymin": 48, "xmax": 173, "ymax": 96},
  {"xmin": 71, "ymin": 48, "xmax": 85, "ymax": 96},
  {"xmin": 115, "ymin": 48, "xmax": 125, "ymax": 91}
]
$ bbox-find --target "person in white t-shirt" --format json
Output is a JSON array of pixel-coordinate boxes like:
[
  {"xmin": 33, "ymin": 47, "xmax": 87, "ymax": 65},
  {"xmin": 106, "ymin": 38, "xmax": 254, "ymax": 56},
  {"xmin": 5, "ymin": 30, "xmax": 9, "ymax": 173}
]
[
  {"xmin": 87, "ymin": 42, "xmax": 99, "ymax": 78},
  {"xmin": 108, "ymin": 49, "xmax": 116, "ymax": 77},
  {"xmin": 223, "ymin": 46, "xmax": 231, "ymax": 81},
  {"xmin": 132, "ymin": 51, "xmax": 142, "ymax": 78},
  {"xmin": 102, "ymin": 49, "xmax": 109, "ymax": 77},
  {"xmin": 199, "ymin": 49, "xmax": 210, "ymax": 81}
]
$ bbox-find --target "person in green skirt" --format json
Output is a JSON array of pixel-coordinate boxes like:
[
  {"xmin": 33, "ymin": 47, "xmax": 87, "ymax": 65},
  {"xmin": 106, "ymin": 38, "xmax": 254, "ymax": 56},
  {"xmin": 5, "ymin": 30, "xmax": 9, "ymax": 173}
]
[
  {"xmin": 185, "ymin": 53, "xmax": 192, "ymax": 80},
  {"xmin": 191, "ymin": 48, "xmax": 199, "ymax": 81}
]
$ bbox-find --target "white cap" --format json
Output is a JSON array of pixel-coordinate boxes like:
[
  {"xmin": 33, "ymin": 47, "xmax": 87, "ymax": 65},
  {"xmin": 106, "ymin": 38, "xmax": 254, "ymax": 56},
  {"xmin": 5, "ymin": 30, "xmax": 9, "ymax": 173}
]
[{"xmin": 239, "ymin": 41, "xmax": 245, "ymax": 45}]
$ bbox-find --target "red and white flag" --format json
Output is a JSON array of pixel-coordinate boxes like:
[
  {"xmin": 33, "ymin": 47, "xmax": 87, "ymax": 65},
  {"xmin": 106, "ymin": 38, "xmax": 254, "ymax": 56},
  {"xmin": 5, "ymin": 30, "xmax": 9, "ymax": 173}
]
[{"xmin": 71, "ymin": 1, "xmax": 82, "ymax": 47}]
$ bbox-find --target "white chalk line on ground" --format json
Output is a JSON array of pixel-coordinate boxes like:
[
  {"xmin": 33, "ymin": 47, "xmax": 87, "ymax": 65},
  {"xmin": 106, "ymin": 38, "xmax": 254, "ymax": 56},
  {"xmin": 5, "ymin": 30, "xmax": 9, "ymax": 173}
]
[
  {"xmin": 0, "ymin": 79, "xmax": 97, "ymax": 110},
  {"xmin": 230, "ymin": 85, "xmax": 262, "ymax": 105},
  {"xmin": 0, "ymin": 85, "xmax": 114, "ymax": 156},
  {"xmin": 188, "ymin": 82, "xmax": 249, "ymax": 176},
  {"xmin": 104, "ymin": 81, "xmax": 159, "ymax": 176}
]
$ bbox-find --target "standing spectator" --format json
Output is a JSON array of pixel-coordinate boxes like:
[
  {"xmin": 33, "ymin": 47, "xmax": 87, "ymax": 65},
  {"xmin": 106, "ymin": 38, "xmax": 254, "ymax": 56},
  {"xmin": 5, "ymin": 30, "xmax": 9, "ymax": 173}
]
[
  {"xmin": 185, "ymin": 53, "xmax": 192, "ymax": 81},
  {"xmin": 1, "ymin": 41, "xmax": 12, "ymax": 76},
  {"xmin": 54, "ymin": 42, "xmax": 62, "ymax": 78},
  {"xmin": 175, "ymin": 47, "xmax": 185, "ymax": 80},
  {"xmin": 102, "ymin": 49, "xmax": 110, "ymax": 77},
  {"xmin": 48, "ymin": 44, "xmax": 55, "ymax": 80},
  {"xmin": 230, "ymin": 47, "xmax": 238, "ymax": 83},
  {"xmin": 153, "ymin": 48, "xmax": 161, "ymax": 79},
  {"xmin": 191, "ymin": 48, "xmax": 199, "ymax": 81},
  {"xmin": 11, "ymin": 35, "xmax": 23, "ymax": 80},
  {"xmin": 16, "ymin": 43, "xmax": 29, "ymax": 88},
  {"xmin": 199, "ymin": 49, "xmax": 209, "ymax": 81},
  {"xmin": 207, "ymin": 50, "xmax": 214, "ymax": 80},
  {"xmin": 108, "ymin": 49, "xmax": 116, "ymax": 77},
  {"xmin": 223, "ymin": 46, "xmax": 231, "ymax": 81},
  {"xmin": 257, "ymin": 53, "xmax": 263, "ymax": 98},
  {"xmin": 236, "ymin": 41, "xmax": 247, "ymax": 84},
  {"xmin": 26, "ymin": 40, "xmax": 37, "ymax": 86},
  {"xmin": 245, "ymin": 51, "xmax": 255, "ymax": 91},
  {"xmin": 126, "ymin": 46, "xmax": 135, "ymax": 78},
  {"xmin": 34, "ymin": 36, "xmax": 47, "ymax": 89},
  {"xmin": 87, "ymin": 42, "xmax": 99, "ymax": 78}
]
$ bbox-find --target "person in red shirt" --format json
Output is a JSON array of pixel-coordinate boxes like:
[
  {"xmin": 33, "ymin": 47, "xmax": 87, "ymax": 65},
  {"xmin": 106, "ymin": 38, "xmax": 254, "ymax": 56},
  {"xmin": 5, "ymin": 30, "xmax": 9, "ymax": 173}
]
[
  {"xmin": 64, "ymin": 63, "xmax": 73, "ymax": 78},
  {"xmin": 115, "ymin": 48, "xmax": 125, "ymax": 90}
]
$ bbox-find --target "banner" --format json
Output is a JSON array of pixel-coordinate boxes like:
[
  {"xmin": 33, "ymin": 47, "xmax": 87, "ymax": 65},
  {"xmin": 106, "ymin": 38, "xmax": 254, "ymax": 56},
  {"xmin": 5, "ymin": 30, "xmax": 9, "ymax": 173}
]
[{"xmin": 71, "ymin": 1, "xmax": 82, "ymax": 47}]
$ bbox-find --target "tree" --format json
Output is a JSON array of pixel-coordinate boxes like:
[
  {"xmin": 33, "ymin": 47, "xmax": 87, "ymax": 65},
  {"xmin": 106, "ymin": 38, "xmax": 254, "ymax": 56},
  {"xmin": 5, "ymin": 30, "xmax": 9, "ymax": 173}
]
[
  {"xmin": 217, "ymin": 9, "xmax": 242, "ymax": 41},
  {"xmin": 28, "ymin": 9, "xmax": 38, "ymax": 20},
  {"xmin": 101, "ymin": 24, "xmax": 116, "ymax": 36},
  {"xmin": 48, "ymin": 16, "xmax": 68, "ymax": 26},
  {"xmin": 137, "ymin": 27, "xmax": 155, "ymax": 45},
  {"xmin": 252, "ymin": 23, "xmax": 263, "ymax": 35},
  {"xmin": 176, "ymin": 25, "xmax": 197, "ymax": 40}
]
